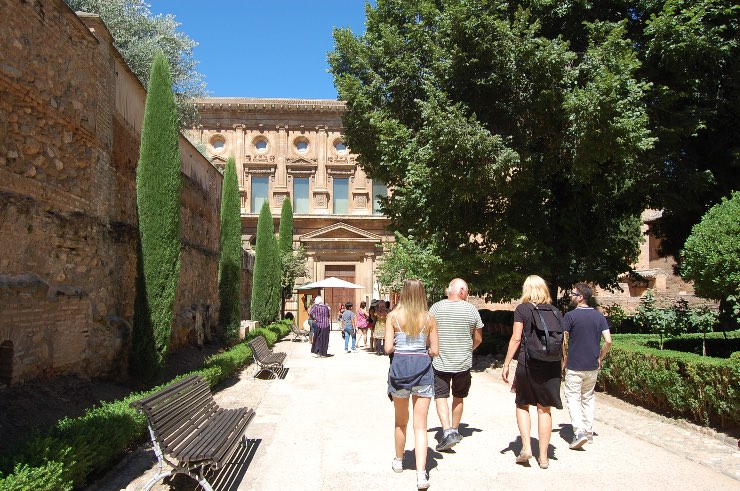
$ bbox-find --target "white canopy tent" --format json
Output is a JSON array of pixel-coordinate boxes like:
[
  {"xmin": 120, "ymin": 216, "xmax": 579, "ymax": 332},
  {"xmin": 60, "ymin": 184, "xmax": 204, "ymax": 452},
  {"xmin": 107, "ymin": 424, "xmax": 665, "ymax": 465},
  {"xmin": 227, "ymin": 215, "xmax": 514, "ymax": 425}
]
[{"xmin": 296, "ymin": 276, "xmax": 364, "ymax": 290}]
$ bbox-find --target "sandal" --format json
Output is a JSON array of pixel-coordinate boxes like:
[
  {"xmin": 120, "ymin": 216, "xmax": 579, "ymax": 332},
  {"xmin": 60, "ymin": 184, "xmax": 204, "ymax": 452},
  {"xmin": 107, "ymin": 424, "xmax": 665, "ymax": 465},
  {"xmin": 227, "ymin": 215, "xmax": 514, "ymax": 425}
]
[
  {"xmin": 538, "ymin": 459, "xmax": 549, "ymax": 469},
  {"xmin": 515, "ymin": 451, "xmax": 532, "ymax": 464}
]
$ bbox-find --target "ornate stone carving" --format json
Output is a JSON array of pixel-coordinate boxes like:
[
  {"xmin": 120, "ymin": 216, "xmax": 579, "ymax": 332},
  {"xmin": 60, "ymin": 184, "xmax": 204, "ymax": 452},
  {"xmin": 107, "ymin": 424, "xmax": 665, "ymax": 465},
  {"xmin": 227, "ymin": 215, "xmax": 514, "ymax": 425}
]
[
  {"xmin": 245, "ymin": 154, "xmax": 275, "ymax": 163},
  {"xmin": 274, "ymin": 193, "xmax": 289, "ymax": 207},
  {"xmin": 286, "ymin": 156, "xmax": 317, "ymax": 164},
  {"xmin": 245, "ymin": 168, "xmax": 274, "ymax": 175},
  {"xmin": 354, "ymin": 195, "xmax": 367, "ymax": 208},
  {"xmin": 315, "ymin": 193, "xmax": 327, "ymax": 208}
]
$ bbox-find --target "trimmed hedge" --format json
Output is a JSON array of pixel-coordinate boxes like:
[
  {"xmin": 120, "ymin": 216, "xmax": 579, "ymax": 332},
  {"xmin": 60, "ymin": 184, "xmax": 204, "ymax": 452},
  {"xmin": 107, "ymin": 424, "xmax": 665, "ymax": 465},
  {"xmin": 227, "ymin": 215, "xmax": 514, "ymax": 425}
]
[
  {"xmin": 601, "ymin": 334, "xmax": 740, "ymax": 428},
  {"xmin": 0, "ymin": 324, "xmax": 289, "ymax": 490}
]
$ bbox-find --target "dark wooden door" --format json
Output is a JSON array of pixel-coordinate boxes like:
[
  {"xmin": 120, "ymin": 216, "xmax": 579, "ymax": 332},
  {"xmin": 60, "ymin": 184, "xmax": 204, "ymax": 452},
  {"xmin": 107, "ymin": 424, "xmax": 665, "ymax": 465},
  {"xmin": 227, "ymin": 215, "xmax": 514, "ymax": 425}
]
[{"xmin": 324, "ymin": 265, "xmax": 356, "ymax": 327}]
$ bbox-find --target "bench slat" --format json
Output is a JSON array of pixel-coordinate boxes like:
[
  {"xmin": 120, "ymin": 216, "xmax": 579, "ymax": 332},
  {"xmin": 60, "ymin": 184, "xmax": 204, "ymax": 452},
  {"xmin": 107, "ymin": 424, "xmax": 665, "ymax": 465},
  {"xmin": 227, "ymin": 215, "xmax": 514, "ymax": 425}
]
[
  {"xmin": 166, "ymin": 405, "xmax": 221, "ymax": 455},
  {"xmin": 212, "ymin": 408, "xmax": 255, "ymax": 463},
  {"xmin": 181, "ymin": 409, "xmax": 243, "ymax": 461},
  {"xmin": 153, "ymin": 389, "xmax": 215, "ymax": 436}
]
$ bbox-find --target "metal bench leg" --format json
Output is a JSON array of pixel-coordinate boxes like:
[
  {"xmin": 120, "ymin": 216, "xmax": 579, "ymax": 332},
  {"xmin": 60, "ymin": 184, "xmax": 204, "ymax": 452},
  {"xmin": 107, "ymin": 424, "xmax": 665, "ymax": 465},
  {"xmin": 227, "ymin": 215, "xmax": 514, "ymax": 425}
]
[{"xmin": 143, "ymin": 470, "xmax": 172, "ymax": 491}]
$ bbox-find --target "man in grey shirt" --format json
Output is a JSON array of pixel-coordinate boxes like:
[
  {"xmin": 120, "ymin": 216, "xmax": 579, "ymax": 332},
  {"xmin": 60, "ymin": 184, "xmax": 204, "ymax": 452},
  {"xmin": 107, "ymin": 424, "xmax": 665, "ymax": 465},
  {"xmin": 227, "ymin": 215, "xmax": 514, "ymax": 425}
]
[{"xmin": 430, "ymin": 278, "xmax": 483, "ymax": 451}]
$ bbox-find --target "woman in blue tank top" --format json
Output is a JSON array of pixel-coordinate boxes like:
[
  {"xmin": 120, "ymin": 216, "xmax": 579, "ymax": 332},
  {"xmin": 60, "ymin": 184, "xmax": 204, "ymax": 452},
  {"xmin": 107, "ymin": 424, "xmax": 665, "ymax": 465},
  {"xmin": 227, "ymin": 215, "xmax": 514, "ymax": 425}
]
[{"xmin": 385, "ymin": 279, "xmax": 439, "ymax": 490}]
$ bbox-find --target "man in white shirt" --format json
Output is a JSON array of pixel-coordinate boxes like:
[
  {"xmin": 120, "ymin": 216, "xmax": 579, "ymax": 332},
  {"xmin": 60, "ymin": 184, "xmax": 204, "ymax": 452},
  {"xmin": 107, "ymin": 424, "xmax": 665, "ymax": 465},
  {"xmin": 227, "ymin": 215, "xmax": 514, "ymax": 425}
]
[{"xmin": 430, "ymin": 278, "xmax": 484, "ymax": 451}]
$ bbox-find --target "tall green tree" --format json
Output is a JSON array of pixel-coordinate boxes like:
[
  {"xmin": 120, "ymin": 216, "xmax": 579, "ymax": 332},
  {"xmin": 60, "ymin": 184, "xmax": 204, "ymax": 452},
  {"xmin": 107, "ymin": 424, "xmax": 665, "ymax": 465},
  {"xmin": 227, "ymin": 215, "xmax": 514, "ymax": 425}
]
[
  {"xmin": 504, "ymin": 0, "xmax": 740, "ymax": 265},
  {"xmin": 278, "ymin": 198, "xmax": 294, "ymax": 255},
  {"xmin": 218, "ymin": 157, "xmax": 242, "ymax": 341},
  {"xmin": 251, "ymin": 201, "xmax": 280, "ymax": 325},
  {"xmin": 374, "ymin": 233, "xmax": 449, "ymax": 302},
  {"xmin": 65, "ymin": 0, "xmax": 207, "ymax": 126},
  {"xmin": 277, "ymin": 198, "xmax": 306, "ymax": 317},
  {"xmin": 330, "ymin": 0, "xmax": 654, "ymax": 301},
  {"xmin": 135, "ymin": 52, "xmax": 181, "ymax": 371}
]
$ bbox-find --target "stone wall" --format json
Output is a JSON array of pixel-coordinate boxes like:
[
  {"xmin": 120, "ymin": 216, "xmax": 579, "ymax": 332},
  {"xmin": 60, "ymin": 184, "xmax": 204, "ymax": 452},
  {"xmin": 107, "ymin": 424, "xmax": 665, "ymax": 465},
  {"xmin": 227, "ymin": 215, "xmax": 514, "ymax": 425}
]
[{"xmin": 0, "ymin": 0, "xmax": 223, "ymax": 386}]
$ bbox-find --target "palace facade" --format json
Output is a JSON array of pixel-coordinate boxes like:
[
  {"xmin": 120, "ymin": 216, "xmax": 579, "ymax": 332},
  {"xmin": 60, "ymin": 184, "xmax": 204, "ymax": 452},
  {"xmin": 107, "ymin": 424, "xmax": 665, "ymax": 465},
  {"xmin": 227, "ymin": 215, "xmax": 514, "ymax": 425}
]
[{"xmin": 187, "ymin": 98, "xmax": 393, "ymax": 312}]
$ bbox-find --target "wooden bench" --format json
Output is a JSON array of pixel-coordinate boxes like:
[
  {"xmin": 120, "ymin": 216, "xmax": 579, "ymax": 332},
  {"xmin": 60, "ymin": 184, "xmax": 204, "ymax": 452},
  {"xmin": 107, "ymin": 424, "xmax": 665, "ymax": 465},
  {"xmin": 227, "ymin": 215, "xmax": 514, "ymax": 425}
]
[
  {"xmin": 290, "ymin": 322, "xmax": 310, "ymax": 342},
  {"xmin": 247, "ymin": 336, "xmax": 287, "ymax": 378},
  {"xmin": 130, "ymin": 374, "xmax": 256, "ymax": 491}
]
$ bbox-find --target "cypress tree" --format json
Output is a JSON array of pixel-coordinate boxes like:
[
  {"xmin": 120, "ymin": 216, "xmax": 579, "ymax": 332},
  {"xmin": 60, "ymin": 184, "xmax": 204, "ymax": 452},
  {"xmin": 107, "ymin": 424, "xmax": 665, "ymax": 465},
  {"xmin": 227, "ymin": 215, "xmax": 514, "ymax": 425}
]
[
  {"xmin": 218, "ymin": 156, "xmax": 242, "ymax": 341},
  {"xmin": 251, "ymin": 201, "xmax": 280, "ymax": 325},
  {"xmin": 278, "ymin": 198, "xmax": 294, "ymax": 254},
  {"xmin": 134, "ymin": 52, "xmax": 182, "ymax": 370},
  {"xmin": 278, "ymin": 198, "xmax": 295, "ymax": 317}
]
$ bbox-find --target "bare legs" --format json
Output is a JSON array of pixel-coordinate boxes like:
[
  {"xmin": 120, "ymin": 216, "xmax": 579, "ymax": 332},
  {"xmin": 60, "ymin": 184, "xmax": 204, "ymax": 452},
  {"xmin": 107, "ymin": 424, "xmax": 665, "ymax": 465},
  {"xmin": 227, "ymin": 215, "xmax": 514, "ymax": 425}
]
[
  {"xmin": 435, "ymin": 396, "xmax": 464, "ymax": 430},
  {"xmin": 515, "ymin": 404, "xmax": 532, "ymax": 457},
  {"xmin": 515, "ymin": 403, "xmax": 551, "ymax": 464},
  {"xmin": 536, "ymin": 404, "xmax": 552, "ymax": 465},
  {"xmin": 393, "ymin": 397, "xmax": 409, "ymax": 459},
  {"xmin": 393, "ymin": 395, "xmax": 431, "ymax": 473}
]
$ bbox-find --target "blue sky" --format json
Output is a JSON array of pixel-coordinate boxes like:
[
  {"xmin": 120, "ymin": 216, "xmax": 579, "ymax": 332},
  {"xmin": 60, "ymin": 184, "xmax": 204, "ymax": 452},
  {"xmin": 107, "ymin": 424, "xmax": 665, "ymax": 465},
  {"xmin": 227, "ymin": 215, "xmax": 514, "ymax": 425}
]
[{"xmin": 148, "ymin": 1, "xmax": 369, "ymax": 99}]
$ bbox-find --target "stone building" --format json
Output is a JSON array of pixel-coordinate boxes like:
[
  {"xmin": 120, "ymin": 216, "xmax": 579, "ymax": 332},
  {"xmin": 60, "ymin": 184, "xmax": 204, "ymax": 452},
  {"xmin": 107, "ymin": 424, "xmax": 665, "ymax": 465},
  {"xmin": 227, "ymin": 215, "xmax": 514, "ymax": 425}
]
[
  {"xmin": 188, "ymin": 98, "xmax": 393, "ymax": 312},
  {"xmin": 0, "ymin": 0, "xmax": 224, "ymax": 386}
]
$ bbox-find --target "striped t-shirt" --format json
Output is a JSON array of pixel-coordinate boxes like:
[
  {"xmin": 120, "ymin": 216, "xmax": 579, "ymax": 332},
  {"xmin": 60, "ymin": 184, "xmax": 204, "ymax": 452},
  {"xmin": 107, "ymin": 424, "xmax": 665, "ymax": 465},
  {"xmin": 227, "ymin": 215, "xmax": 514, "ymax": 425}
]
[{"xmin": 429, "ymin": 300, "xmax": 484, "ymax": 372}]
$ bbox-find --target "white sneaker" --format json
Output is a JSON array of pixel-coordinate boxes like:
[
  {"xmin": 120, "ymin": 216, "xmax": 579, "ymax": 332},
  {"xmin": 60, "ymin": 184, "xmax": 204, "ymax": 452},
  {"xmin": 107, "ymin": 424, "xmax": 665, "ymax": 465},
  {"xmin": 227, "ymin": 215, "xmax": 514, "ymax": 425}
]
[
  {"xmin": 391, "ymin": 457, "xmax": 403, "ymax": 473},
  {"xmin": 417, "ymin": 471, "xmax": 430, "ymax": 489}
]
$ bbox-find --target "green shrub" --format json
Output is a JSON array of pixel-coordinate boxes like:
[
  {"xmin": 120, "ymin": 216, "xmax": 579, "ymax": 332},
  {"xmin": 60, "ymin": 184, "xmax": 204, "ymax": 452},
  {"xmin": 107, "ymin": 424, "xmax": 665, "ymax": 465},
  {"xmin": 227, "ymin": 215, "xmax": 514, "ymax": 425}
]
[
  {"xmin": 134, "ymin": 52, "xmax": 182, "ymax": 371},
  {"xmin": 0, "ymin": 460, "xmax": 71, "ymax": 491},
  {"xmin": 601, "ymin": 342, "xmax": 740, "ymax": 427},
  {"xmin": 0, "ymin": 325, "xmax": 287, "ymax": 488},
  {"xmin": 218, "ymin": 156, "xmax": 243, "ymax": 342}
]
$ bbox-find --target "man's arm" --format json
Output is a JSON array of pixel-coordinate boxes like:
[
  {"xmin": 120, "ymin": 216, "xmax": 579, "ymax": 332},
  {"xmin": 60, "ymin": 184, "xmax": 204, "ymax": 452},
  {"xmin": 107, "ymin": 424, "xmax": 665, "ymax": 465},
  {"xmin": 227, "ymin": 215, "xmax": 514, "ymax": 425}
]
[
  {"xmin": 599, "ymin": 329, "xmax": 612, "ymax": 368},
  {"xmin": 472, "ymin": 328, "xmax": 483, "ymax": 351}
]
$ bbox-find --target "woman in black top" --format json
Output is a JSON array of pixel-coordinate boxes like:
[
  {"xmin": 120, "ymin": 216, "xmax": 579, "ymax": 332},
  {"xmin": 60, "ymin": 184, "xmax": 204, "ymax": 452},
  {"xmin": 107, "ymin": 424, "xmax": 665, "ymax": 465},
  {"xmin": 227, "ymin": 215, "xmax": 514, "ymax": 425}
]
[{"xmin": 502, "ymin": 275, "xmax": 563, "ymax": 470}]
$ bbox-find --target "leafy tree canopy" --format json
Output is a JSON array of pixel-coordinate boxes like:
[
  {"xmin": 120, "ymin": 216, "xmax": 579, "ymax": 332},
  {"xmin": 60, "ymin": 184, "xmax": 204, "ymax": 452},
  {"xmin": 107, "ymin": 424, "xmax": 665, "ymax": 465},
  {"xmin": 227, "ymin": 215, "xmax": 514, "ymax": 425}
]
[
  {"xmin": 65, "ymin": 0, "xmax": 207, "ymax": 126},
  {"xmin": 501, "ymin": 0, "xmax": 740, "ymax": 264},
  {"xmin": 330, "ymin": 0, "xmax": 655, "ymax": 300},
  {"xmin": 374, "ymin": 233, "xmax": 449, "ymax": 302}
]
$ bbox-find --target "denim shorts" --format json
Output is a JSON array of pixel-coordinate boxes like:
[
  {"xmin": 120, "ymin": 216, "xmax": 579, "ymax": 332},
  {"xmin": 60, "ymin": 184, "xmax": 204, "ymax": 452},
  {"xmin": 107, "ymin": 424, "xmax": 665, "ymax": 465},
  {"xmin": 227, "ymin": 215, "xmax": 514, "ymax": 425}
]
[{"xmin": 389, "ymin": 384, "xmax": 435, "ymax": 399}]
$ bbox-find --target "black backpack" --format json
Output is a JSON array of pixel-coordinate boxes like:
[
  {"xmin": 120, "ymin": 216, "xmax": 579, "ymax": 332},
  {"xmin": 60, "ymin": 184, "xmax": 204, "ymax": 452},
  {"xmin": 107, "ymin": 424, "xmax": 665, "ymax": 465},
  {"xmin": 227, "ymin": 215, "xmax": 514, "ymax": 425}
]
[{"xmin": 523, "ymin": 304, "xmax": 565, "ymax": 362}]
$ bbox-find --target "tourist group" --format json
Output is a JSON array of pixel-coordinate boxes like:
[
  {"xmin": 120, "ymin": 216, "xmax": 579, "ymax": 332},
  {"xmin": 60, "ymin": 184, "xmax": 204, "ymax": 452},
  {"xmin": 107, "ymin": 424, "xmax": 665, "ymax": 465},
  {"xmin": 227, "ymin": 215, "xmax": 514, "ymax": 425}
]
[{"xmin": 299, "ymin": 275, "xmax": 611, "ymax": 489}]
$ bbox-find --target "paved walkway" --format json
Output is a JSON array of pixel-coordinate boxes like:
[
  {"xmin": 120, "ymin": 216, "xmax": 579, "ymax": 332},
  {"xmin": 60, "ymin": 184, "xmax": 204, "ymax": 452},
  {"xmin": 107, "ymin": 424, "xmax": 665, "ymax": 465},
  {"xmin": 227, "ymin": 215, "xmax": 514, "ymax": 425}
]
[{"xmin": 99, "ymin": 332, "xmax": 739, "ymax": 491}]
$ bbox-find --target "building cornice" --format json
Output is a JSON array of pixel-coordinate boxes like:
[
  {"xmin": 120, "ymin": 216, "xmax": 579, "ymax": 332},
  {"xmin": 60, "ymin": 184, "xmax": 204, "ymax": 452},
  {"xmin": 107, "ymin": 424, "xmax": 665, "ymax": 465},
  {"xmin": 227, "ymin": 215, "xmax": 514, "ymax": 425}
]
[{"xmin": 196, "ymin": 97, "xmax": 346, "ymax": 114}]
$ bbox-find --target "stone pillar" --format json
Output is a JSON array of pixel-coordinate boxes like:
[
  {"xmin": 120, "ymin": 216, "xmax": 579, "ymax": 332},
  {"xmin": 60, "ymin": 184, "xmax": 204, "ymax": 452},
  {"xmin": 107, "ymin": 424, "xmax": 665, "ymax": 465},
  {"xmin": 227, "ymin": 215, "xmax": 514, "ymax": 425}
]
[
  {"xmin": 233, "ymin": 124, "xmax": 245, "ymax": 187},
  {"xmin": 306, "ymin": 251, "xmax": 316, "ymax": 282},
  {"xmin": 316, "ymin": 125, "xmax": 328, "ymax": 189},
  {"xmin": 276, "ymin": 124, "xmax": 288, "ymax": 190},
  {"xmin": 364, "ymin": 252, "xmax": 375, "ymax": 302}
]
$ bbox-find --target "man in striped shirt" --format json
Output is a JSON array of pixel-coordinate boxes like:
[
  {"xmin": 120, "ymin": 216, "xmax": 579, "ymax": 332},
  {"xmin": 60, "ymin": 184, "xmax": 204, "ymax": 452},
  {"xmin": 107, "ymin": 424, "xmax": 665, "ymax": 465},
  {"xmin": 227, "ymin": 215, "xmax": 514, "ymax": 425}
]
[{"xmin": 430, "ymin": 278, "xmax": 484, "ymax": 452}]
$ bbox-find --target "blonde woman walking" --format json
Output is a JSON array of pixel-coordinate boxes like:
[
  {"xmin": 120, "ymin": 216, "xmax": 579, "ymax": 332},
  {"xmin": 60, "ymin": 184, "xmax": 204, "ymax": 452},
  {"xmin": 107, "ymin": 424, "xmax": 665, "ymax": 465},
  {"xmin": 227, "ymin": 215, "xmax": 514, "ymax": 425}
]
[
  {"xmin": 385, "ymin": 279, "xmax": 439, "ymax": 489},
  {"xmin": 502, "ymin": 275, "xmax": 564, "ymax": 469}
]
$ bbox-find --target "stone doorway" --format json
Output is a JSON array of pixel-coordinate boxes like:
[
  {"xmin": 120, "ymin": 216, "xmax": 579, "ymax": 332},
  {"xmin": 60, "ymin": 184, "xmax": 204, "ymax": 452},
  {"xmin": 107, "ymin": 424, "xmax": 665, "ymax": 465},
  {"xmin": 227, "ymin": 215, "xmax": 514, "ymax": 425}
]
[{"xmin": 324, "ymin": 265, "xmax": 356, "ymax": 325}]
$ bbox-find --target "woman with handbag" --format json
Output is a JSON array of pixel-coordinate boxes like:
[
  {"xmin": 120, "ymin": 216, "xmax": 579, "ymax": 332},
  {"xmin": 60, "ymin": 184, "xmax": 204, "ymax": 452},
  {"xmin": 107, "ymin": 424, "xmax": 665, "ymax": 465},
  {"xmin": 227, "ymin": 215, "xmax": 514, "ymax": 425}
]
[
  {"xmin": 502, "ymin": 275, "xmax": 563, "ymax": 470},
  {"xmin": 385, "ymin": 279, "xmax": 438, "ymax": 489}
]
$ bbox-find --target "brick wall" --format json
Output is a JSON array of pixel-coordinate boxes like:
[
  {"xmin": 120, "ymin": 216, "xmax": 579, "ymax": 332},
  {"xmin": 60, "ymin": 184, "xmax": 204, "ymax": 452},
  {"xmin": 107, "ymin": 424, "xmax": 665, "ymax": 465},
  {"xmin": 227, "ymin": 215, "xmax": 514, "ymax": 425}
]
[{"xmin": 0, "ymin": 0, "xmax": 223, "ymax": 386}]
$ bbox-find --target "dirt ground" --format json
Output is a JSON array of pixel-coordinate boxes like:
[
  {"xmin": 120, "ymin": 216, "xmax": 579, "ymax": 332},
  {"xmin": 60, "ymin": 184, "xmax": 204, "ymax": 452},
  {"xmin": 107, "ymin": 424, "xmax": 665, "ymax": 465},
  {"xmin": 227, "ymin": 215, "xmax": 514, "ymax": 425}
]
[{"xmin": 0, "ymin": 342, "xmax": 223, "ymax": 456}]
